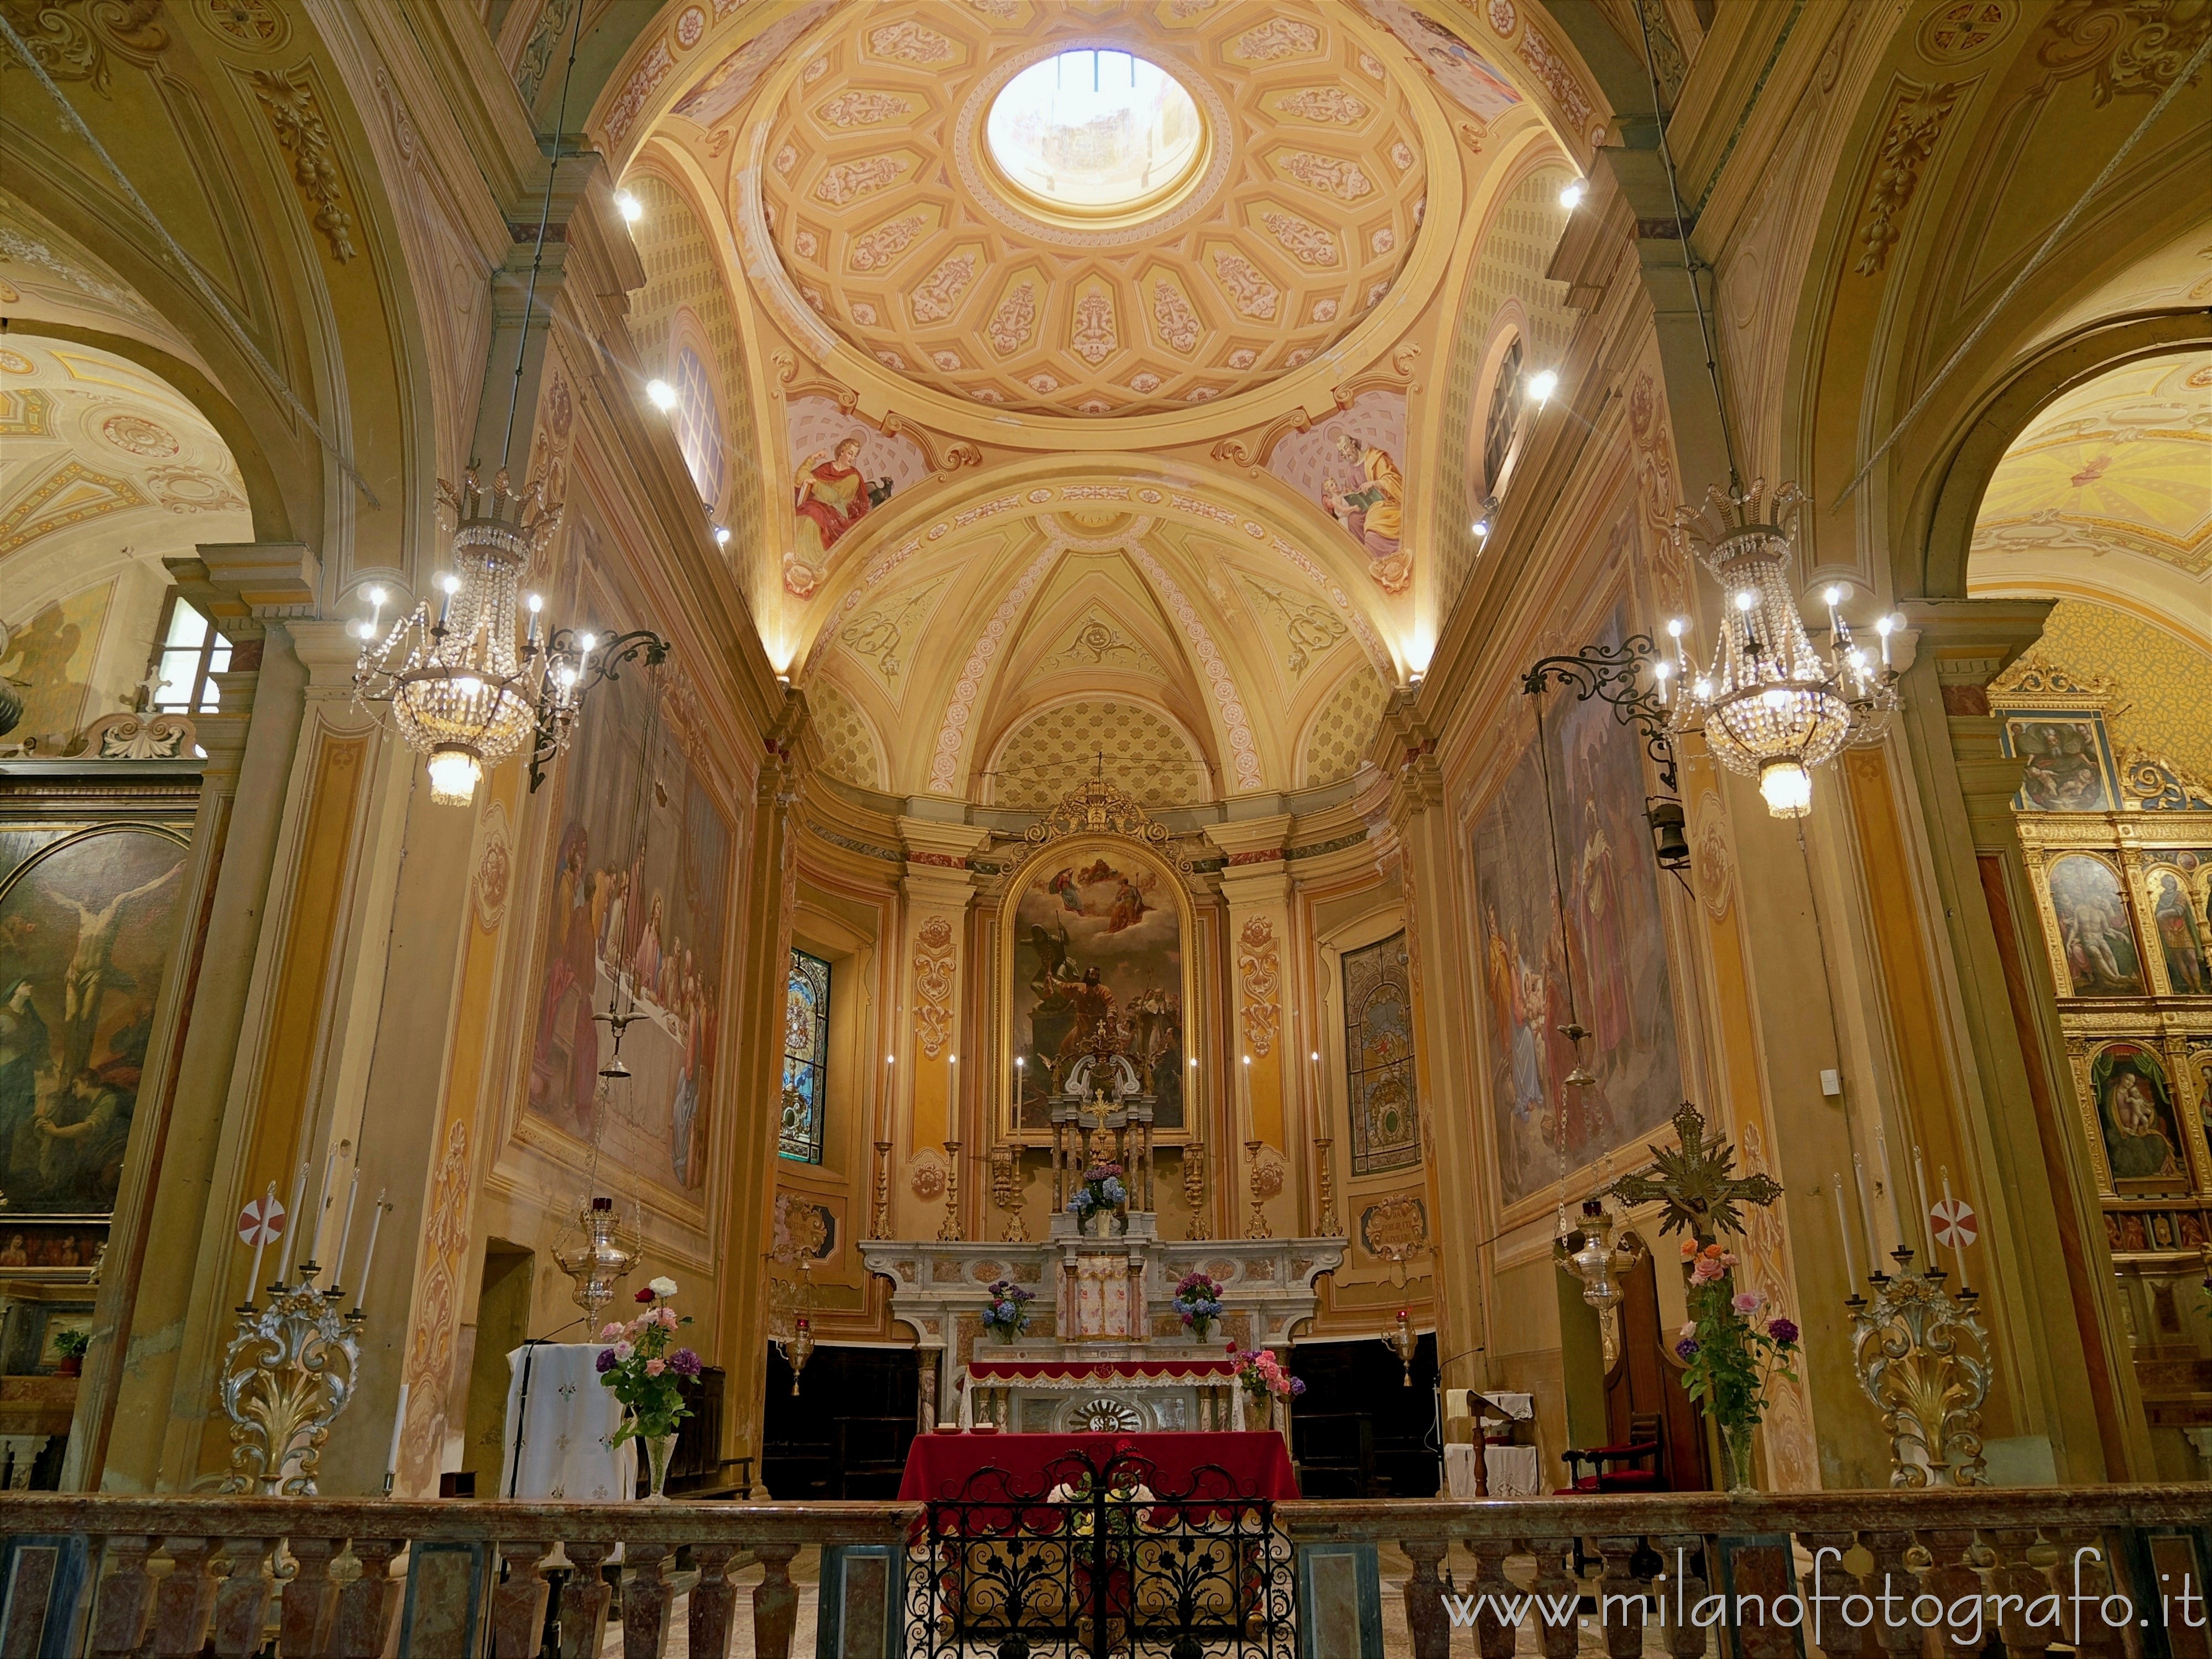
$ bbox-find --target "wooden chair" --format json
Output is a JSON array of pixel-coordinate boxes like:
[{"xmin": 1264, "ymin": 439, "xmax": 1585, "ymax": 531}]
[{"xmin": 1557, "ymin": 1411, "xmax": 1667, "ymax": 1493}]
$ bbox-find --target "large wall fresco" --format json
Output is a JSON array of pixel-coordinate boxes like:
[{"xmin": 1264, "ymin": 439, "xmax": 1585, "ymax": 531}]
[
  {"xmin": 1474, "ymin": 598, "xmax": 1679, "ymax": 1208},
  {"xmin": 524, "ymin": 542, "xmax": 734, "ymax": 1200}
]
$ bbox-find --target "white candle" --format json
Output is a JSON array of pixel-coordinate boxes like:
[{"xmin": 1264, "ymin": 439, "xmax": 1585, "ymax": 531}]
[
  {"xmin": 1912, "ymin": 1145, "xmax": 1932, "ymax": 1266},
  {"xmin": 245, "ymin": 1180, "xmax": 275, "ymax": 1300},
  {"xmin": 385, "ymin": 1382, "xmax": 408, "ymax": 1489},
  {"xmin": 310, "ymin": 1151, "xmax": 336, "ymax": 1265},
  {"xmin": 1874, "ymin": 1121, "xmax": 1901, "ymax": 1239},
  {"xmin": 1851, "ymin": 1152, "xmax": 1877, "ymax": 1265},
  {"xmin": 1831, "ymin": 1173, "xmax": 1856, "ymax": 1290},
  {"xmin": 333, "ymin": 1172, "xmax": 361, "ymax": 1287},
  {"xmin": 352, "ymin": 1194, "xmax": 388, "ymax": 1310},
  {"xmin": 276, "ymin": 1159, "xmax": 309, "ymax": 1282}
]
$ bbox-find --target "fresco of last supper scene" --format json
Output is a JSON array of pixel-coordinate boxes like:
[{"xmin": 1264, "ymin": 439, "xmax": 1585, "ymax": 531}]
[{"xmin": 0, "ymin": 0, "xmax": 2206, "ymax": 1653}]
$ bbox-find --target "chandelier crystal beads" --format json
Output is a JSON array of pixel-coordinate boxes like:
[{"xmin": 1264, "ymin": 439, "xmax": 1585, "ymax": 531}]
[
  {"xmin": 352, "ymin": 470, "xmax": 592, "ymax": 806},
  {"xmin": 1658, "ymin": 481, "xmax": 1901, "ymax": 818}
]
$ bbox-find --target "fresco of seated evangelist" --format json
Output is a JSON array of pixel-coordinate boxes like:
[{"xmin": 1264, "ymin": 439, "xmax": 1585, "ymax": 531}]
[
  {"xmin": 0, "ymin": 827, "xmax": 186, "ymax": 1218},
  {"xmin": 1012, "ymin": 849, "xmax": 1184, "ymax": 1133}
]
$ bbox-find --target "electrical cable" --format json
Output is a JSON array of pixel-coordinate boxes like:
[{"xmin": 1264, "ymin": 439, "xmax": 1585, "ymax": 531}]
[{"xmin": 499, "ymin": 0, "xmax": 589, "ymax": 473}]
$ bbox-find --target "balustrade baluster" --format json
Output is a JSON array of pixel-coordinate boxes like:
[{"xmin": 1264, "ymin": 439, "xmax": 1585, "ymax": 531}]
[
  {"xmin": 1652, "ymin": 1533, "xmax": 1708, "ymax": 1659},
  {"xmin": 558, "ymin": 1542, "xmax": 616, "ymax": 1659},
  {"xmin": 1985, "ymin": 1528, "xmax": 2055, "ymax": 1659},
  {"xmin": 1858, "ymin": 1528, "xmax": 1921, "ymax": 1659},
  {"xmin": 332, "ymin": 1538, "xmax": 403, "ymax": 1659},
  {"xmin": 753, "ymin": 1542, "xmax": 801, "ymax": 1659},
  {"xmin": 620, "ymin": 1541, "xmax": 674, "ymax": 1659},
  {"xmin": 278, "ymin": 1538, "xmax": 342, "ymax": 1659},
  {"xmin": 88, "ymin": 1535, "xmax": 155, "ymax": 1659},
  {"xmin": 1460, "ymin": 1535, "xmax": 1519, "ymax": 1659},
  {"xmin": 207, "ymin": 1537, "xmax": 275, "ymax": 1658},
  {"xmin": 1798, "ymin": 1531, "xmax": 1866, "ymax": 1659},
  {"xmin": 1401, "ymin": 1537, "xmax": 1453, "ymax": 1659},
  {"xmin": 688, "ymin": 1542, "xmax": 740, "ymax": 1659},
  {"xmin": 2048, "ymin": 1528, "xmax": 2126, "ymax": 1659},
  {"xmin": 1592, "ymin": 1534, "xmax": 1648, "ymax": 1659},
  {"xmin": 148, "ymin": 1538, "xmax": 218, "ymax": 1659},
  {"xmin": 489, "ymin": 1542, "xmax": 554, "ymax": 1659},
  {"xmin": 1527, "ymin": 1536, "xmax": 1581, "ymax": 1659},
  {"xmin": 1921, "ymin": 1526, "xmax": 1988, "ymax": 1659}
]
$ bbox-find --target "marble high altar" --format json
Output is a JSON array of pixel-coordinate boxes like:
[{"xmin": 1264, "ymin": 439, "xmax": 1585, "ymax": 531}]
[{"xmin": 863, "ymin": 1072, "xmax": 1342, "ymax": 1435}]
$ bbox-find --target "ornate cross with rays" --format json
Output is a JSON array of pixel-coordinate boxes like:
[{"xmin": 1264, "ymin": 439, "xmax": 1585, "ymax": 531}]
[{"xmin": 1606, "ymin": 1101, "xmax": 1781, "ymax": 1246}]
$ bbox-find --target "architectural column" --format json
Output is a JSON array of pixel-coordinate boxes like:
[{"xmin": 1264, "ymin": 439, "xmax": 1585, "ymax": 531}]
[
  {"xmin": 892, "ymin": 818, "xmax": 991, "ymax": 1241},
  {"xmin": 1203, "ymin": 816, "xmax": 1293, "ymax": 1239},
  {"xmin": 1375, "ymin": 705, "xmax": 1485, "ymax": 1389}
]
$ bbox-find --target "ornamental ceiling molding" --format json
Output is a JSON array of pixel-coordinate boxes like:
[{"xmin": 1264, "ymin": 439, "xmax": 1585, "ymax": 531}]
[
  {"xmin": 720, "ymin": 0, "xmax": 1468, "ymax": 449},
  {"xmin": 792, "ymin": 467, "xmax": 1404, "ymax": 685}
]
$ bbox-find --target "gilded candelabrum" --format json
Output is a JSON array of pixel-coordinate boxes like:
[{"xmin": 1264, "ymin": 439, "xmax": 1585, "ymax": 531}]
[
  {"xmin": 1314, "ymin": 1136, "xmax": 1342, "ymax": 1237},
  {"xmin": 1847, "ymin": 1247, "xmax": 1990, "ymax": 1487},
  {"xmin": 1244, "ymin": 1139, "xmax": 1272, "ymax": 1240},
  {"xmin": 869, "ymin": 1140, "xmax": 893, "ymax": 1239},
  {"xmin": 1183, "ymin": 1141, "xmax": 1211, "ymax": 1241},
  {"xmin": 991, "ymin": 1142, "xmax": 1029, "ymax": 1243},
  {"xmin": 217, "ymin": 1265, "xmax": 363, "ymax": 1496},
  {"xmin": 938, "ymin": 1140, "xmax": 964, "ymax": 1242}
]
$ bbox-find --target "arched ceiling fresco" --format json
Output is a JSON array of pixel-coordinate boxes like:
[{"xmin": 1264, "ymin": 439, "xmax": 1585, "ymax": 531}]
[{"xmin": 1969, "ymin": 350, "xmax": 2211, "ymax": 649}]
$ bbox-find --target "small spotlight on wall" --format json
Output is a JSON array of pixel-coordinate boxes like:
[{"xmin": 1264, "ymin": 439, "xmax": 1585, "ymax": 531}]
[
  {"xmin": 614, "ymin": 189, "xmax": 643, "ymax": 224},
  {"xmin": 1558, "ymin": 180, "xmax": 1585, "ymax": 211},
  {"xmin": 645, "ymin": 379, "xmax": 676, "ymax": 411},
  {"xmin": 714, "ymin": 525, "xmax": 731, "ymax": 546},
  {"xmin": 1528, "ymin": 369, "xmax": 1559, "ymax": 405},
  {"xmin": 1472, "ymin": 517, "xmax": 1489, "ymax": 538}
]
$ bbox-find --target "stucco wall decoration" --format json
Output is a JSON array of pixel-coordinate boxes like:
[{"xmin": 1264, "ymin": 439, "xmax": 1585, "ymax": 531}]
[{"xmin": 749, "ymin": 0, "xmax": 1431, "ymax": 418}]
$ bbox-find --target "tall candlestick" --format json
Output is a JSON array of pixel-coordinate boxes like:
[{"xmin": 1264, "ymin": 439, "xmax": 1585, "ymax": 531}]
[
  {"xmin": 276, "ymin": 1160, "xmax": 309, "ymax": 1282},
  {"xmin": 333, "ymin": 1171, "xmax": 362, "ymax": 1288},
  {"xmin": 1851, "ymin": 1151, "xmax": 1877, "ymax": 1262},
  {"xmin": 1874, "ymin": 1120, "xmax": 1901, "ymax": 1239},
  {"xmin": 1912, "ymin": 1145, "xmax": 1932, "ymax": 1261},
  {"xmin": 385, "ymin": 1381, "xmax": 408, "ymax": 1494},
  {"xmin": 1832, "ymin": 1173, "xmax": 1857, "ymax": 1289},
  {"xmin": 246, "ymin": 1180, "xmax": 276, "ymax": 1299},
  {"xmin": 352, "ymin": 1194, "xmax": 388, "ymax": 1310}
]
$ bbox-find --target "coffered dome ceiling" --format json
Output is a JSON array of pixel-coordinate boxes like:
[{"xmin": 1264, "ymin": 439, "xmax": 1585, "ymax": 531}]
[{"xmin": 748, "ymin": 1, "xmax": 1433, "ymax": 418}]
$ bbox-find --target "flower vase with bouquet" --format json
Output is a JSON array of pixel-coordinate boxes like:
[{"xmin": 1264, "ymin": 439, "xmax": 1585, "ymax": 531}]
[
  {"xmin": 594, "ymin": 1276, "xmax": 702, "ymax": 1500},
  {"xmin": 982, "ymin": 1279, "xmax": 1034, "ymax": 1341},
  {"xmin": 1174, "ymin": 1272, "xmax": 1224, "ymax": 1342},
  {"xmin": 1673, "ymin": 1239, "xmax": 1800, "ymax": 1494},
  {"xmin": 1067, "ymin": 1159, "xmax": 1129, "ymax": 1237}
]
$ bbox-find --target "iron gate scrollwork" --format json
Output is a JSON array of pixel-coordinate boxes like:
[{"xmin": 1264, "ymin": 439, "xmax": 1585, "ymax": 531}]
[{"xmin": 904, "ymin": 1446, "xmax": 1296, "ymax": 1659}]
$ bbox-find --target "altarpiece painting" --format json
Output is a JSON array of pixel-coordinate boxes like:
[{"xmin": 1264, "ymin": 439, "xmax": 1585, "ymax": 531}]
[{"xmin": 1008, "ymin": 841, "xmax": 1186, "ymax": 1134}]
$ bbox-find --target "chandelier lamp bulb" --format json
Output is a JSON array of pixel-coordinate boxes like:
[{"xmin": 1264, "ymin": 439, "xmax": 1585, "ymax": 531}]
[{"xmin": 1759, "ymin": 759, "xmax": 1814, "ymax": 819}]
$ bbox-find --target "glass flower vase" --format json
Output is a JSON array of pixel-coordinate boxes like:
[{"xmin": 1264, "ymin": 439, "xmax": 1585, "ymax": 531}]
[
  {"xmin": 1720, "ymin": 1421, "xmax": 1757, "ymax": 1494},
  {"xmin": 641, "ymin": 1431, "xmax": 676, "ymax": 1502}
]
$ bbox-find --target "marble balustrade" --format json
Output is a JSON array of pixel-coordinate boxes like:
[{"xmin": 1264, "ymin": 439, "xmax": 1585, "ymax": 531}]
[{"xmin": 1, "ymin": 1485, "xmax": 2206, "ymax": 1658}]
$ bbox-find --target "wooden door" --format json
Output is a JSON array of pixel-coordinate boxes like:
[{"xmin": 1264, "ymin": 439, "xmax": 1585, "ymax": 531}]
[{"xmin": 1604, "ymin": 1243, "xmax": 1710, "ymax": 1491}]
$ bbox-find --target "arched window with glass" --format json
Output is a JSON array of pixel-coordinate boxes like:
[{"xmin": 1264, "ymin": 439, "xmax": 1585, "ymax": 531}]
[{"xmin": 781, "ymin": 947, "xmax": 831, "ymax": 1164}]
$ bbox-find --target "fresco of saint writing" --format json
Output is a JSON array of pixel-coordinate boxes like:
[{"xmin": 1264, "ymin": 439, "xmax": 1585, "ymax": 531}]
[
  {"xmin": 0, "ymin": 826, "xmax": 186, "ymax": 1217},
  {"xmin": 1010, "ymin": 845, "xmax": 1183, "ymax": 1132},
  {"xmin": 1267, "ymin": 391, "xmax": 1412, "ymax": 597}
]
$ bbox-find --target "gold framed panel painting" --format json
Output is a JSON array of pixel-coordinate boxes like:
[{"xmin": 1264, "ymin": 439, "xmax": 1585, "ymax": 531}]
[{"xmin": 0, "ymin": 810, "xmax": 193, "ymax": 1280}]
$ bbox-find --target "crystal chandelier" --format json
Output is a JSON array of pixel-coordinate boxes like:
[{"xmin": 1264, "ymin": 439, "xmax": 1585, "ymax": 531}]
[
  {"xmin": 351, "ymin": 470, "xmax": 594, "ymax": 806},
  {"xmin": 1657, "ymin": 481, "xmax": 1901, "ymax": 818}
]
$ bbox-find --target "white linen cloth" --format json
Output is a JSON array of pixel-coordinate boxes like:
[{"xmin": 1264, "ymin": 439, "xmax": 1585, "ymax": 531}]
[
  {"xmin": 1444, "ymin": 1443, "xmax": 1542, "ymax": 1498},
  {"xmin": 497, "ymin": 1343, "xmax": 637, "ymax": 1501}
]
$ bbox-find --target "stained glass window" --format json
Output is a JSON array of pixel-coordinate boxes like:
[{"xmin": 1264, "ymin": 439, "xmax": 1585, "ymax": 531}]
[
  {"xmin": 1344, "ymin": 931, "xmax": 1420, "ymax": 1176},
  {"xmin": 781, "ymin": 948, "xmax": 831, "ymax": 1164}
]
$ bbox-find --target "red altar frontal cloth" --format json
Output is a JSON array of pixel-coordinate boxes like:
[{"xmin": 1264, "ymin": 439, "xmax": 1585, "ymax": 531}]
[{"xmin": 899, "ymin": 1431, "xmax": 1298, "ymax": 1504}]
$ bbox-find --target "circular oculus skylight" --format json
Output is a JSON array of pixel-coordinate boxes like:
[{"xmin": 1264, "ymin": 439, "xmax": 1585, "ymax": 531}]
[{"xmin": 984, "ymin": 49, "xmax": 1204, "ymax": 220}]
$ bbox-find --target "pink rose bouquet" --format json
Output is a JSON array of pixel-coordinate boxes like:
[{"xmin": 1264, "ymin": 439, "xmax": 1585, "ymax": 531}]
[{"xmin": 595, "ymin": 1276, "xmax": 700, "ymax": 1443}]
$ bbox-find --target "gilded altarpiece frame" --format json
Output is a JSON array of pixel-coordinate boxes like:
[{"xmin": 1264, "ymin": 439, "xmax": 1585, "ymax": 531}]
[{"xmin": 1996, "ymin": 664, "xmax": 2212, "ymax": 1264}]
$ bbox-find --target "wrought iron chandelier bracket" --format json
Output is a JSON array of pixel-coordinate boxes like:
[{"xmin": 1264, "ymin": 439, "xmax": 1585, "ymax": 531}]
[
  {"xmin": 526, "ymin": 626, "xmax": 670, "ymax": 791},
  {"xmin": 1521, "ymin": 637, "xmax": 1689, "ymax": 870}
]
